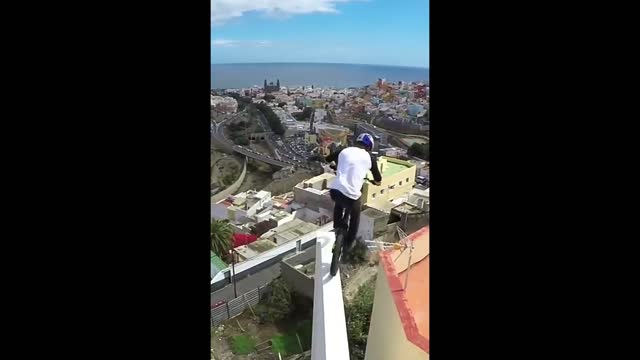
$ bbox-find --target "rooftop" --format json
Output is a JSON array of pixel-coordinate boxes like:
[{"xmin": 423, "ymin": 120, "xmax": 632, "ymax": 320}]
[
  {"xmin": 366, "ymin": 157, "xmax": 414, "ymax": 180},
  {"xmin": 365, "ymin": 199, "xmax": 398, "ymax": 213},
  {"xmin": 411, "ymin": 188, "xmax": 429, "ymax": 198},
  {"xmin": 272, "ymin": 210, "xmax": 291, "ymax": 221},
  {"xmin": 251, "ymin": 190, "xmax": 270, "ymax": 199},
  {"xmin": 295, "ymin": 173, "xmax": 335, "ymax": 193},
  {"xmin": 210, "ymin": 252, "xmax": 227, "ymax": 277},
  {"xmin": 235, "ymin": 239, "xmax": 277, "ymax": 260},
  {"xmin": 380, "ymin": 226, "xmax": 429, "ymax": 352},
  {"xmin": 381, "ymin": 159, "xmax": 410, "ymax": 177},
  {"xmin": 362, "ymin": 207, "xmax": 392, "ymax": 219},
  {"xmin": 260, "ymin": 218, "xmax": 319, "ymax": 245},
  {"xmin": 392, "ymin": 202, "xmax": 425, "ymax": 215},
  {"xmin": 248, "ymin": 239, "xmax": 277, "ymax": 252}
]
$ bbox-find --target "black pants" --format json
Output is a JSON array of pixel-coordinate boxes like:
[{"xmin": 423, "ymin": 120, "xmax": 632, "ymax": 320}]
[{"xmin": 329, "ymin": 189, "xmax": 361, "ymax": 248}]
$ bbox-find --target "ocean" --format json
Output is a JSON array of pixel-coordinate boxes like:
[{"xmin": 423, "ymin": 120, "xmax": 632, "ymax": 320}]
[{"xmin": 211, "ymin": 63, "xmax": 429, "ymax": 89}]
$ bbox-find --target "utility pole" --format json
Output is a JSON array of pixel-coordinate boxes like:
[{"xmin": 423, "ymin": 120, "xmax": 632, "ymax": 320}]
[{"xmin": 229, "ymin": 249, "xmax": 238, "ymax": 298}]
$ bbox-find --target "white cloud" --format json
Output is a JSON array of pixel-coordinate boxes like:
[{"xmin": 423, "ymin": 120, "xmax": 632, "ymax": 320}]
[
  {"xmin": 211, "ymin": 0, "xmax": 359, "ymax": 25},
  {"xmin": 212, "ymin": 39, "xmax": 239, "ymax": 47},
  {"xmin": 212, "ymin": 39, "xmax": 274, "ymax": 48}
]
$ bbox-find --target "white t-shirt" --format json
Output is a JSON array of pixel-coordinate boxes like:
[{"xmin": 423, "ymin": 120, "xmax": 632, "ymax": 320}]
[{"xmin": 329, "ymin": 147, "xmax": 372, "ymax": 200}]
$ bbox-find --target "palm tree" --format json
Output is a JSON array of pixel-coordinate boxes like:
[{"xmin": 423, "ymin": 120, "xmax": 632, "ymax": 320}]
[{"xmin": 211, "ymin": 219, "xmax": 233, "ymax": 259}]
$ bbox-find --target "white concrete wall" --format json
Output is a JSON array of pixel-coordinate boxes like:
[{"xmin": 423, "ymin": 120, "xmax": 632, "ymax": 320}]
[
  {"xmin": 311, "ymin": 232, "xmax": 350, "ymax": 360},
  {"xmin": 255, "ymin": 211, "xmax": 270, "ymax": 224},
  {"xmin": 277, "ymin": 212, "xmax": 295, "ymax": 227},
  {"xmin": 295, "ymin": 207, "xmax": 333, "ymax": 225},
  {"xmin": 357, "ymin": 212, "xmax": 375, "ymax": 241}
]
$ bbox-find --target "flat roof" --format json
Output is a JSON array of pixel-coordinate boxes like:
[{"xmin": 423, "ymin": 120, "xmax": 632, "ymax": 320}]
[
  {"xmin": 272, "ymin": 210, "xmax": 290, "ymax": 220},
  {"xmin": 248, "ymin": 239, "xmax": 277, "ymax": 252},
  {"xmin": 261, "ymin": 218, "xmax": 318, "ymax": 242},
  {"xmin": 380, "ymin": 226, "xmax": 429, "ymax": 353},
  {"xmin": 251, "ymin": 190, "xmax": 270, "ymax": 199},
  {"xmin": 361, "ymin": 207, "xmax": 391, "ymax": 219},
  {"xmin": 295, "ymin": 172, "xmax": 335, "ymax": 188},
  {"xmin": 382, "ymin": 160, "xmax": 410, "ymax": 177},
  {"xmin": 365, "ymin": 199, "xmax": 397, "ymax": 213},
  {"xmin": 393, "ymin": 202, "xmax": 424, "ymax": 214},
  {"xmin": 271, "ymin": 219, "xmax": 319, "ymax": 245},
  {"xmin": 236, "ymin": 239, "xmax": 278, "ymax": 260},
  {"xmin": 210, "ymin": 252, "xmax": 227, "ymax": 271}
]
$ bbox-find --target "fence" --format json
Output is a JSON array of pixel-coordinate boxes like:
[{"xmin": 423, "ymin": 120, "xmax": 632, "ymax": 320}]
[{"xmin": 210, "ymin": 284, "xmax": 272, "ymax": 327}]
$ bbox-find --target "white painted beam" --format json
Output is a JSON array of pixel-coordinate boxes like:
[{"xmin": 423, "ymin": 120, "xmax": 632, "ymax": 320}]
[{"xmin": 311, "ymin": 232, "xmax": 350, "ymax": 360}]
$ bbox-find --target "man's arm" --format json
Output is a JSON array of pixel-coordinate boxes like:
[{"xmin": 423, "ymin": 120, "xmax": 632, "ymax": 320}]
[
  {"xmin": 370, "ymin": 154, "xmax": 382, "ymax": 183},
  {"xmin": 324, "ymin": 147, "xmax": 343, "ymax": 164}
]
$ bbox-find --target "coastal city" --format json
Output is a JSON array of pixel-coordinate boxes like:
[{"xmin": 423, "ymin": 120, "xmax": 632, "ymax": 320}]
[{"xmin": 210, "ymin": 77, "xmax": 429, "ymax": 360}]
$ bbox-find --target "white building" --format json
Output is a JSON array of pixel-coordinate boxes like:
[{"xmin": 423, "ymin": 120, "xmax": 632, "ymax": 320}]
[
  {"xmin": 291, "ymin": 173, "xmax": 335, "ymax": 226},
  {"xmin": 379, "ymin": 147, "xmax": 407, "ymax": 158},
  {"xmin": 211, "ymin": 190, "xmax": 272, "ymax": 223},
  {"xmin": 408, "ymin": 188, "xmax": 429, "ymax": 211},
  {"xmin": 210, "ymin": 96, "xmax": 238, "ymax": 114},
  {"xmin": 212, "ymin": 190, "xmax": 298, "ymax": 234},
  {"xmin": 260, "ymin": 218, "xmax": 319, "ymax": 246},
  {"xmin": 314, "ymin": 109, "xmax": 327, "ymax": 122}
]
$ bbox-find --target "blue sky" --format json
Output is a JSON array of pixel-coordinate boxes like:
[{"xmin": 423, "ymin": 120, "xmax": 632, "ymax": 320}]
[{"xmin": 211, "ymin": 0, "xmax": 429, "ymax": 68}]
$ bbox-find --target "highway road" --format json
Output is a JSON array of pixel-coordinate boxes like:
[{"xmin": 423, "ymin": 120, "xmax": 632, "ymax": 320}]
[
  {"xmin": 232, "ymin": 145, "xmax": 293, "ymax": 168},
  {"xmin": 212, "ymin": 109, "xmax": 308, "ymax": 169}
]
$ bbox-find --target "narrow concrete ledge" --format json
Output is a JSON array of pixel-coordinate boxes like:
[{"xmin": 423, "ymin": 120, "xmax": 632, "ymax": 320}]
[{"xmin": 311, "ymin": 231, "xmax": 350, "ymax": 360}]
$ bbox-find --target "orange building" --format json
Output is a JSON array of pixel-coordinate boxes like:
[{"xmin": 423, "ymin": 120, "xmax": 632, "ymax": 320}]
[{"xmin": 365, "ymin": 226, "xmax": 429, "ymax": 360}]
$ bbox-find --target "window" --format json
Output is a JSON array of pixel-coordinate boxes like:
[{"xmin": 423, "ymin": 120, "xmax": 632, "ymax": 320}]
[
  {"xmin": 389, "ymin": 185, "xmax": 395, "ymax": 190},
  {"xmin": 372, "ymin": 193, "xmax": 376, "ymax": 198},
  {"xmin": 406, "ymin": 177, "xmax": 410, "ymax": 183},
  {"xmin": 399, "ymin": 181, "xmax": 403, "ymax": 186},
  {"xmin": 381, "ymin": 189, "xmax": 385, "ymax": 194}
]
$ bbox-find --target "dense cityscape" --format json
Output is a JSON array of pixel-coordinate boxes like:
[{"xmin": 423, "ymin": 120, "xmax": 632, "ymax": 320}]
[{"xmin": 211, "ymin": 77, "xmax": 429, "ymax": 360}]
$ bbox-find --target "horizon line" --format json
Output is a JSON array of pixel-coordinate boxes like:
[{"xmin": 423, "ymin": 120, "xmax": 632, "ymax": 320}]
[{"xmin": 211, "ymin": 62, "xmax": 429, "ymax": 70}]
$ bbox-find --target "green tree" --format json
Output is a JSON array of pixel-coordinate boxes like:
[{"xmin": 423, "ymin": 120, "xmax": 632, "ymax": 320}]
[
  {"xmin": 408, "ymin": 143, "xmax": 429, "ymax": 161},
  {"xmin": 234, "ymin": 136, "xmax": 249, "ymax": 146},
  {"xmin": 256, "ymin": 103, "xmax": 286, "ymax": 136},
  {"xmin": 227, "ymin": 92, "xmax": 252, "ymax": 111},
  {"xmin": 345, "ymin": 278, "xmax": 377, "ymax": 360},
  {"xmin": 264, "ymin": 94, "xmax": 276, "ymax": 102},
  {"xmin": 222, "ymin": 174, "xmax": 235, "ymax": 185},
  {"xmin": 210, "ymin": 219, "xmax": 233, "ymax": 259},
  {"xmin": 278, "ymin": 102, "xmax": 287, "ymax": 108},
  {"xmin": 247, "ymin": 103, "xmax": 257, "ymax": 116},
  {"xmin": 266, "ymin": 277, "xmax": 294, "ymax": 322},
  {"xmin": 301, "ymin": 107, "xmax": 314, "ymax": 120}
]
